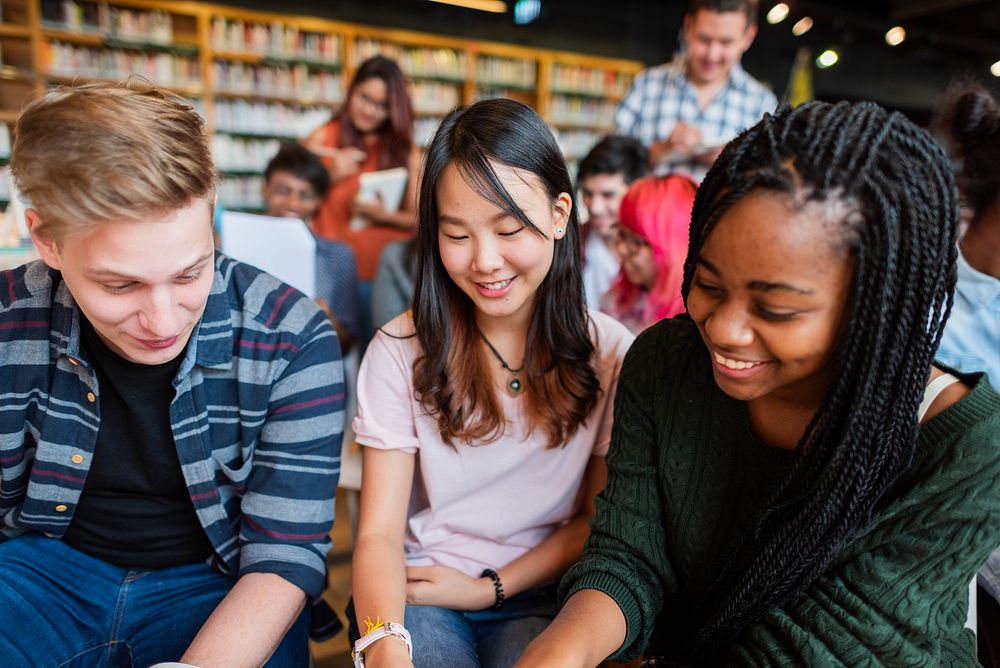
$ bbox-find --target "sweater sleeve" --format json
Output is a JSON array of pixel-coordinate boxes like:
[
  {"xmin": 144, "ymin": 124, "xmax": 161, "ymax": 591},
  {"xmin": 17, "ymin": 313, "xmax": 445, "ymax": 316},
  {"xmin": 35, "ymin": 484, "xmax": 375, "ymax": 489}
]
[
  {"xmin": 732, "ymin": 403, "xmax": 1000, "ymax": 667},
  {"xmin": 559, "ymin": 324, "xmax": 677, "ymax": 662}
]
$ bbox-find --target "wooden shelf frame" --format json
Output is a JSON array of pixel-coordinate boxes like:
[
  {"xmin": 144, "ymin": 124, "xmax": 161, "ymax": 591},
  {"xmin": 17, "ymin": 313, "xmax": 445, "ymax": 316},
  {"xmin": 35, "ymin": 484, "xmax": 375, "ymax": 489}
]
[{"xmin": 0, "ymin": 0, "xmax": 642, "ymax": 210}]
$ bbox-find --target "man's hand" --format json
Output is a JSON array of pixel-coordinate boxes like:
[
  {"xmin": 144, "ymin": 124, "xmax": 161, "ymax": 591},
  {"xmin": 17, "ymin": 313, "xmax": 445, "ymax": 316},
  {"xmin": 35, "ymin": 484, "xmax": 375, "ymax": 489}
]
[
  {"xmin": 650, "ymin": 122, "xmax": 703, "ymax": 165},
  {"xmin": 694, "ymin": 145, "xmax": 724, "ymax": 166},
  {"xmin": 405, "ymin": 565, "xmax": 495, "ymax": 611}
]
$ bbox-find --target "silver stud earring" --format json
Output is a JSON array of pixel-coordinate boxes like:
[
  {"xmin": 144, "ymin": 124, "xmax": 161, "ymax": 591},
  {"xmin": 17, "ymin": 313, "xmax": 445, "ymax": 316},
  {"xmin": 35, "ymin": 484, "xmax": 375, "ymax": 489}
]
[{"xmin": 555, "ymin": 227, "xmax": 564, "ymax": 236}]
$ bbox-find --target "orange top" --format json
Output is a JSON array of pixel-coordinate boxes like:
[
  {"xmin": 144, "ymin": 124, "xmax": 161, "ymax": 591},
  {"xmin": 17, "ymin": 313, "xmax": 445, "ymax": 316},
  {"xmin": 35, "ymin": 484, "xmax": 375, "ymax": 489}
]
[{"xmin": 312, "ymin": 121, "xmax": 414, "ymax": 281}]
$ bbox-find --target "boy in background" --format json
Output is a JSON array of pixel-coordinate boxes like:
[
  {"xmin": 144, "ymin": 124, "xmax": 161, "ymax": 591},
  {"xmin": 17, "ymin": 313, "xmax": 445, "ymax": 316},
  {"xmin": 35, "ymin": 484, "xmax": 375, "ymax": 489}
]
[
  {"xmin": 263, "ymin": 142, "xmax": 360, "ymax": 353},
  {"xmin": 577, "ymin": 135, "xmax": 649, "ymax": 309}
]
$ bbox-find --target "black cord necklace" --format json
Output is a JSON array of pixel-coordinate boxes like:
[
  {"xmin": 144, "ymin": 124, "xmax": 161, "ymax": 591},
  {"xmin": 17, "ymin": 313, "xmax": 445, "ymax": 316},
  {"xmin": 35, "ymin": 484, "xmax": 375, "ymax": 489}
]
[{"xmin": 479, "ymin": 331, "xmax": 524, "ymax": 394}]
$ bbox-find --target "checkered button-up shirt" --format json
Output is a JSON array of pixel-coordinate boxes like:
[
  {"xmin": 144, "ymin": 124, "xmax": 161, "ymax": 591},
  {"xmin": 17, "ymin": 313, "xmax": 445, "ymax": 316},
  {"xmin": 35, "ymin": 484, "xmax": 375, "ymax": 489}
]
[
  {"xmin": 0, "ymin": 254, "xmax": 344, "ymax": 597},
  {"xmin": 615, "ymin": 57, "xmax": 777, "ymax": 183}
]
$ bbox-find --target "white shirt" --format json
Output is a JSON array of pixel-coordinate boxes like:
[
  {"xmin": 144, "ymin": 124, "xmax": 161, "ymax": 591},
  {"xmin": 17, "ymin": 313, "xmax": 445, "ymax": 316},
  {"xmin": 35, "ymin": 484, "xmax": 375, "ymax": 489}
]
[{"xmin": 582, "ymin": 232, "xmax": 620, "ymax": 311}]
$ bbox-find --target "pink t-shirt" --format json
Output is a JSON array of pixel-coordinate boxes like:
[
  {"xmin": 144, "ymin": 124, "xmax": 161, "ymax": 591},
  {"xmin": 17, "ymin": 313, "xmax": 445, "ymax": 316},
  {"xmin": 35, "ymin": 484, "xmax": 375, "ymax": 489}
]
[{"xmin": 353, "ymin": 310, "xmax": 635, "ymax": 577}]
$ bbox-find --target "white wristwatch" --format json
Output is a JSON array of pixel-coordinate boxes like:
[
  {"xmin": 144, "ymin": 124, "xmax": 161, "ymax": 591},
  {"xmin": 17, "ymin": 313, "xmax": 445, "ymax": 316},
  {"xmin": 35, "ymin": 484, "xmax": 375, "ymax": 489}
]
[{"xmin": 352, "ymin": 621, "xmax": 413, "ymax": 668}]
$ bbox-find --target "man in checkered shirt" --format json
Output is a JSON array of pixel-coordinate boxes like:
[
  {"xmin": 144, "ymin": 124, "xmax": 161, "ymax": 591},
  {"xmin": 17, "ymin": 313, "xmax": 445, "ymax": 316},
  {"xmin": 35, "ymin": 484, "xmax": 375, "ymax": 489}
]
[{"xmin": 615, "ymin": 0, "xmax": 777, "ymax": 183}]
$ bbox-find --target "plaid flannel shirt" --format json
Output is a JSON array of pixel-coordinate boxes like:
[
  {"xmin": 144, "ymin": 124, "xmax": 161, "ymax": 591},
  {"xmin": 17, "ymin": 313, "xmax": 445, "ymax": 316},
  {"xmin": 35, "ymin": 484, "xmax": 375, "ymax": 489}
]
[
  {"xmin": 0, "ymin": 253, "xmax": 344, "ymax": 596},
  {"xmin": 615, "ymin": 57, "xmax": 777, "ymax": 183}
]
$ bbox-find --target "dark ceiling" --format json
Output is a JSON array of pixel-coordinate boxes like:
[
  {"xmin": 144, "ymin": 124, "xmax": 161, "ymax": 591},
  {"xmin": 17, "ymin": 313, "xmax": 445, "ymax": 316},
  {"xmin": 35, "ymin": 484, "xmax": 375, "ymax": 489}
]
[{"xmin": 220, "ymin": 0, "xmax": 1000, "ymax": 121}]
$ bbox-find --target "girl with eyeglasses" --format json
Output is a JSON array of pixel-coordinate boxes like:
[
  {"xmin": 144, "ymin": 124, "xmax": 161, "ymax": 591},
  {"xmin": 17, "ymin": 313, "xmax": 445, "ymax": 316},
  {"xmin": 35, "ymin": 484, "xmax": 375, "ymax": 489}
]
[
  {"xmin": 304, "ymin": 56, "xmax": 421, "ymax": 338},
  {"xmin": 599, "ymin": 175, "xmax": 697, "ymax": 334}
]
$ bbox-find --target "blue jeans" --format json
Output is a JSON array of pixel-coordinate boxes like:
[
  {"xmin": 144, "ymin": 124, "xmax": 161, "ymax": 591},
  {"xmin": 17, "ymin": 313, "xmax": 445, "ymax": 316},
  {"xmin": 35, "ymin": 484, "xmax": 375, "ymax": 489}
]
[
  {"xmin": 348, "ymin": 583, "xmax": 558, "ymax": 668},
  {"xmin": 0, "ymin": 533, "xmax": 309, "ymax": 667}
]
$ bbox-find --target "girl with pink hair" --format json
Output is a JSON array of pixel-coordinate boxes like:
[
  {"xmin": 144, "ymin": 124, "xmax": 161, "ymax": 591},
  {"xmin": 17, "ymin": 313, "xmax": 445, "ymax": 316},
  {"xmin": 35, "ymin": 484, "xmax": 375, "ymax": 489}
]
[{"xmin": 599, "ymin": 174, "xmax": 698, "ymax": 333}]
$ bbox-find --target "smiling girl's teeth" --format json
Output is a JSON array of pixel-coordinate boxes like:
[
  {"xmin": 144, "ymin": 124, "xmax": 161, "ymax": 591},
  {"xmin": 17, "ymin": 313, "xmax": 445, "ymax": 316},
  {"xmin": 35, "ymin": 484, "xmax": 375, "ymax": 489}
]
[
  {"xmin": 714, "ymin": 352, "xmax": 764, "ymax": 370},
  {"xmin": 480, "ymin": 279, "xmax": 512, "ymax": 290}
]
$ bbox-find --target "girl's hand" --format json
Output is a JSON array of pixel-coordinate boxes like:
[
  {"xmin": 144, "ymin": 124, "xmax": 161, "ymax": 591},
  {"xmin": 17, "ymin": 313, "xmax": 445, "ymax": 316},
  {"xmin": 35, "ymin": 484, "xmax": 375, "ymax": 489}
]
[
  {"xmin": 353, "ymin": 195, "xmax": 388, "ymax": 225},
  {"xmin": 326, "ymin": 147, "xmax": 365, "ymax": 181},
  {"xmin": 361, "ymin": 634, "xmax": 415, "ymax": 668},
  {"xmin": 405, "ymin": 565, "xmax": 495, "ymax": 611}
]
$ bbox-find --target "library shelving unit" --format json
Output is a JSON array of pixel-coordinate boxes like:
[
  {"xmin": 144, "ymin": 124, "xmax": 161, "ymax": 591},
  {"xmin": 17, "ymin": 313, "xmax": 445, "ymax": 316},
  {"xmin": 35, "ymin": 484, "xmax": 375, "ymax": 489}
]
[
  {"xmin": 350, "ymin": 30, "xmax": 468, "ymax": 151},
  {"xmin": 0, "ymin": 0, "xmax": 40, "ymax": 126},
  {"xmin": 542, "ymin": 53, "xmax": 641, "ymax": 174},
  {"xmin": 0, "ymin": 0, "xmax": 642, "ymax": 214},
  {"xmin": 205, "ymin": 5, "xmax": 350, "ymax": 211}
]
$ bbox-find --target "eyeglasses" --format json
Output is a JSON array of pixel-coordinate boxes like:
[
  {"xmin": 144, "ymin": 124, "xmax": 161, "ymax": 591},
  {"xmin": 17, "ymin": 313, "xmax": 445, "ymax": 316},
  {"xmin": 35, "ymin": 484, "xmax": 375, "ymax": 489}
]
[
  {"xmin": 356, "ymin": 90, "xmax": 389, "ymax": 116},
  {"xmin": 610, "ymin": 224, "xmax": 650, "ymax": 257}
]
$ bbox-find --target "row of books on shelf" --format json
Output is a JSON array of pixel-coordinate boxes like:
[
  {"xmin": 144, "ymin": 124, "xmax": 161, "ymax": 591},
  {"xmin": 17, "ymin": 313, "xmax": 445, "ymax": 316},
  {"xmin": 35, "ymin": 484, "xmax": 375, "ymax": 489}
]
[
  {"xmin": 212, "ymin": 135, "xmax": 283, "ymax": 174},
  {"xmin": 414, "ymin": 117, "xmax": 440, "ymax": 148},
  {"xmin": 45, "ymin": 42, "xmax": 201, "ymax": 87},
  {"xmin": 219, "ymin": 175, "xmax": 265, "ymax": 211},
  {"xmin": 212, "ymin": 101, "xmax": 329, "ymax": 140},
  {"xmin": 549, "ymin": 96, "xmax": 617, "ymax": 128},
  {"xmin": 210, "ymin": 17, "xmax": 341, "ymax": 64},
  {"xmin": 212, "ymin": 127, "xmax": 609, "ymax": 211},
  {"xmin": 213, "ymin": 61, "xmax": 342, "ymax": 104},
  {"xmin": 0, "ymin": 166, "xmax": 10, "ymax": 202},
  {"xmin": 553, "ymin": 128, "xmax": 605, "ymax": 161},
  {"xmin": 551, "ymin": 64, "xmax": 631, "ymax": 98},
  {"xmin": 42, "ymin": 1, "xmax": 175, "ymax": 45},
  {"xmin": 412, "ymin": 81, "xmax": 461, "ymax": 116},
  {"xmin": 0, "ymin": 124, "xmax": 10, "ymax": 161},
  {"xmin": 354, "ymin": 38, "xmax": 465, "ymax": 81},
  {"xmin": 476, "ymin": 56, "xmax": 536, "ymax": 89}
]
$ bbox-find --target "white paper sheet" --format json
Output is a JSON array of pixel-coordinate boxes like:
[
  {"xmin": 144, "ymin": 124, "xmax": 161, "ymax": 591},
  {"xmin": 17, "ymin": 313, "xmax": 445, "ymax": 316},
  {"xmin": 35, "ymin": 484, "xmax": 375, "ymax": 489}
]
[
  {"xmin": 220, "ymin": 211, "xmax": 316, "ymax": 298},
  {"xmin": 350, "ymin": 166, "xmax": 409, "ymax": 230}
]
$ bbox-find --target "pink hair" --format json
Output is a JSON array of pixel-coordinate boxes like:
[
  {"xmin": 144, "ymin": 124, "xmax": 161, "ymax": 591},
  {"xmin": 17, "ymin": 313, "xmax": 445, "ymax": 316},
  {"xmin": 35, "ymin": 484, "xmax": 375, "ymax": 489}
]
[{"xmin": 607, "ymin": 175, "xmax": 697, "ymax": 327}]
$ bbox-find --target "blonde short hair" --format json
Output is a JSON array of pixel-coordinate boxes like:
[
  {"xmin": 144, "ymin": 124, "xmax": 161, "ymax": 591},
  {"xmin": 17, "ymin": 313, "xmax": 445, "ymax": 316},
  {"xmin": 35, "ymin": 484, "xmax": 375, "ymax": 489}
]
[{"xmin": 11, "ymin": 80, "xmax": 216, "ymax": 241}]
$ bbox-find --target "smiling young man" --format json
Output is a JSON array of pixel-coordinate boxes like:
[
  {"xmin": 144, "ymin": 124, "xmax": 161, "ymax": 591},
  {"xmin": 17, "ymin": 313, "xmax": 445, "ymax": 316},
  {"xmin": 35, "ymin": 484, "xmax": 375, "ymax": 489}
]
[
  {"xmin": 0, "ymin": 83, "xmax": 343, "ymax": 667},
  {"xmin": 615, "ymin": 0, "xmax": 777, "ymax": 182}
]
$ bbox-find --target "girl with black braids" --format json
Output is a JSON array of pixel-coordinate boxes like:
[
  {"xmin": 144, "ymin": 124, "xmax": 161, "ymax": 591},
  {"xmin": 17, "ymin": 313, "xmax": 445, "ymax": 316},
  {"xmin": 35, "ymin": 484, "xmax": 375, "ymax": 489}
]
[{"xmin": 516, "ymin": 100, "xmax": 1000, "ymax": 667}]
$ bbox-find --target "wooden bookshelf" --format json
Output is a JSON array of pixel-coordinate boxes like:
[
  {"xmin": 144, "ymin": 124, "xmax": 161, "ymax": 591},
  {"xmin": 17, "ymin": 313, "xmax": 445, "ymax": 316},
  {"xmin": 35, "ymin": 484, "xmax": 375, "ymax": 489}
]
[{"xmin": 0, "ymin": 0, "xmax": 642, "ymax": 211}]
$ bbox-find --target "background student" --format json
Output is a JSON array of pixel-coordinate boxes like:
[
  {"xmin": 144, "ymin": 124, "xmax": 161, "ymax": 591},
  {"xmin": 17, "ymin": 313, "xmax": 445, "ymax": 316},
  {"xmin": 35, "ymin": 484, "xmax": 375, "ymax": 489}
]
[
  {"xmin": 348, "ymin": 99, "xmax": 634, "ymax": 668},
  {"xmin": 262, "ymin": 141, "xmax": 360, "ymax": 353},
  {"xmin": 0, "ymin": 82, "xmax": 343, "ymax": 667},
  {"xmin": 599, "ymin": 174, "xmax": 697, "ymax": 334},
  {"xmin": 576, "ymin": 135, "xmax": 649, "ymax": 310},
  {"xmin": 304, "ymin": 55, "xmax": 421, "ymax": 340},
  {"xmin": 371, "ymin": 237, "xmax": 417, "ymax": 330},
  {"xmin": 934, "ymin": 82, "xmax": 1000, "ymax": 666},
  {"xmin": 519, "ymin": 100, "xmax": 1000, "ymax": 667},
  {"xmin": 616, "ymin": 0, "xmax": 776, "ymax": 182}
]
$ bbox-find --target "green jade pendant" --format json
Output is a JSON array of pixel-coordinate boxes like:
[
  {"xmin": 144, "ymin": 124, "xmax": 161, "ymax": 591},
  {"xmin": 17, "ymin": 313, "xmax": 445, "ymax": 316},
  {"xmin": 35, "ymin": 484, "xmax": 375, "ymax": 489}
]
[{"xmin": 508, "ymin": 377, "xmax": 522, "ymax": 393}]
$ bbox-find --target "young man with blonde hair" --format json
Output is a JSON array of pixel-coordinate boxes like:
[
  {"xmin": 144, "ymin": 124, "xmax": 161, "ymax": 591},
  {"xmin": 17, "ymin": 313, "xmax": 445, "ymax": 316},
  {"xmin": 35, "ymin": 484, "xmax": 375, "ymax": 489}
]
[
  {"xmin": 0, "ymin": 82, "xmax": 343, "ymax": 666},
  {"xmin": 615, "ymin": 0, "xmax": 776, "ymax": 182}
]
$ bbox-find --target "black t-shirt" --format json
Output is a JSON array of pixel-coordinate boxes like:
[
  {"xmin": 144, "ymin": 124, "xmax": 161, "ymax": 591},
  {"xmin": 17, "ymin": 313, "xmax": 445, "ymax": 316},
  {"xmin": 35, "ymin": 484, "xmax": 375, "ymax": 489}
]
[{"xmin": 62, "ymin": 317, "xmax": 213, "ymax": 568}]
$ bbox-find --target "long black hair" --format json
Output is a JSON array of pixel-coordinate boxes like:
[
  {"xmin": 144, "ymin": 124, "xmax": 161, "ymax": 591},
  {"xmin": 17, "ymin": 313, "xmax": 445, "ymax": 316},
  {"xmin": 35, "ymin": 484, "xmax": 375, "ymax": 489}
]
[
  {"xmin": 936, "ymin": 83, "xmax": 1000, "ymax": 226},
  {"xmin": 335, "ymin": 56, "xmax": 413, "ymax": 170},
  {"xmin": 681, "ymin": 100, "xmax": 959, "ymax": 662},
  {"xmin": 411, "ymin": 98, "xmax": 599, "ymax": 449}
]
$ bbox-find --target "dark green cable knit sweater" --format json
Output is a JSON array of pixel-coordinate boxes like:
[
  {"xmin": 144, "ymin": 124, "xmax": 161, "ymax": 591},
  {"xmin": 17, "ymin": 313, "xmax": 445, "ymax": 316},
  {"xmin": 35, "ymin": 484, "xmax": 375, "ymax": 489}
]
[{"xmin": 561, "ymin": 317, "xmax": 1000, "ymax": 666}]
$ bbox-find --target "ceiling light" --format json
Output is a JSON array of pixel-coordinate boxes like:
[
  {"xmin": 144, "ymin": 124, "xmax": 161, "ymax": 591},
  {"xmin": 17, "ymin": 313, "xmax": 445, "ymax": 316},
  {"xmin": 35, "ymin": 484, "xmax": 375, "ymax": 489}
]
[
  {"xmin": 766, "ymin": 3, "xmax": 790, "ymax": 25},
  {"xmin": 885, "ymin": 26, "xmax": 906, "ymax": 46},
  {"xmin": 992, "ymin": 60, "xmax": 1000, "ymax": 77},
  {"xmin": 426, "ymin": 0, "xmax": 507, "ymax": 12},
  {"xmin": 513, "ymin": 0, "xmax": 540, "ymax": 24},
  {"xmin": 816, "ymin": 49, "xmax": 839, "ymax": 68},
  {"xmin": 792, "ymin": 17, "xmax": 813, "ymax": 36}
]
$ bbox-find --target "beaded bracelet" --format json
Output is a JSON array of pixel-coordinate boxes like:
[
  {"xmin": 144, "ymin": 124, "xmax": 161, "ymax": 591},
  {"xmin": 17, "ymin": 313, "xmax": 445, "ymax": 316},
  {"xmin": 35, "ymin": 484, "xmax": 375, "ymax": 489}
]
[{"xmin": 481, "ymin": 568, "xmax": 505, "ymax": 610}]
